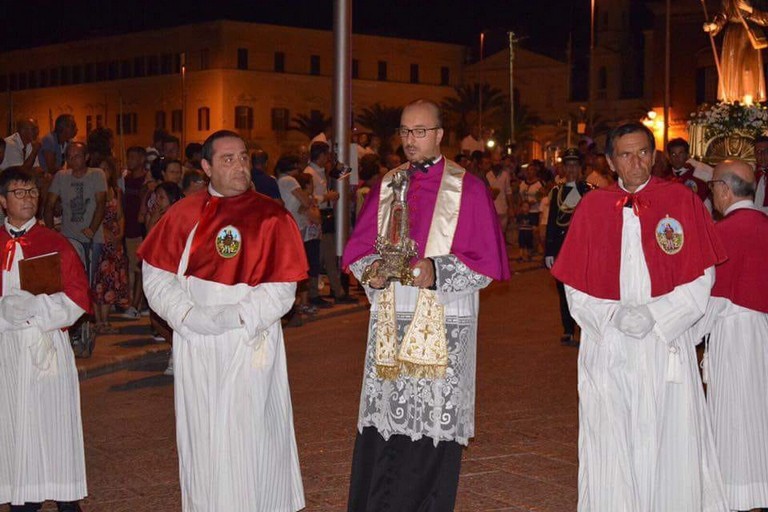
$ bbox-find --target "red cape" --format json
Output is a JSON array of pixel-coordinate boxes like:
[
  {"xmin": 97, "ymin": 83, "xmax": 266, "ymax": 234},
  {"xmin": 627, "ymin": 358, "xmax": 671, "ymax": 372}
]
[
  {"xmin": 712, "ymin": 208, "xmax": 768, "ymax": 313},
  {"xmin": 666, "ymin": 164, "xmax": 709, "ymax": 202},
  {"xmin": 138, "ymin": 189, "xmax": 308, "ymax": 286},
  {"xmin": 551, "ymin": 177, "xmax": 726, "ymax": 300},
  {"xmin": 0, "ymin": 224, "xmax": 91, "ymax": 313}
]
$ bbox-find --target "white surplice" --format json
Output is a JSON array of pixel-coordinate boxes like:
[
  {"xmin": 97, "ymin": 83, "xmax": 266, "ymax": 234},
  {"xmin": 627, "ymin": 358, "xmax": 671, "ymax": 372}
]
[
  {"xmin": 0, "ymin": 238, "xmax": 87, "ymax": 505},
  {"xmin": 142, "ymin": 226, "xmax": 304, "ymax": 512},
  {"xmin": 566, "ymin": 197, "xmax": 728, "ymax": 511}
]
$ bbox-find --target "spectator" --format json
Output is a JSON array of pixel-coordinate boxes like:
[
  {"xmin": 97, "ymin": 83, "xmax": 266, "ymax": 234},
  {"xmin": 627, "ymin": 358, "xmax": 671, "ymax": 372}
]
[
  {"xmin": 382, "ymin": 151, "xmax": 402, "ymax": 170},
  {"xmin": 516, "ymin": 201, "xmax": 534, "ymax": 261},
  {"xmin": 356, "ymin": 153, "xmax": 385, "ymax": 216},
  {"xmin": 40, "ymin": 114, "xmax": 78, "ymax": 174},
  {"xmin": 183, "ymin": 142, "xmax": 203, "ymax": 172},
  {"xmin": 486, "ymin": 160, "xmax": 513, "ymax": 236},
  {"xmin": 85, "ymin": 126, "xmax": 114, "ymax": 168},
  {"xmin": 161, "ymin": 159, "xmax": 183, "ymax": 186},
  {"xmin": 0, "ymin": 118, "xmax": 41, "ymax": 171},
  {"xmin": 181, "ymin": 169, "xmax": 206, "ymax": 196},
  {"xmin": 461, "ymin": 126, "xmax": 485, "ymax": 155},
  {"xmin": 92, "ymin": 158, "xmax": 130, "ymax": 334},
  {"xmin": 121, "ymin": 146, "xmax": 150, "ymax": 319},
  {"xmin": 250, "ymin": 149, "xmax": 282, "ymax": 203},
  {"xmin": 145, "ymin": 129, "xmax": 167, "ymax": 168},
  {"xmin": 519, "ymin": 162, "xmax": 544, "ymax": 254},
  {"xmin": 161, "ymin": 135, "xmax": 180, "ymax": 161}
]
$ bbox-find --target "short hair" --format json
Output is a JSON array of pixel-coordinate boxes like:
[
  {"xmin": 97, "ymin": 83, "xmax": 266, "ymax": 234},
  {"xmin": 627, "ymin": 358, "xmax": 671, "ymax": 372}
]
[
  {"xmin": 754, "ymin": 135, "xmax": 768, "ymax": 146},
  {"xmin": 274, "ymin": 154, "xmax": 302, "ymax": 175},
  {"xmin": 666, "ymin": 138, "xmax": 689, "ymax": 153},
  {"xmin": 163, "ymin": 159, "xmax": 182, "ymax": 170},
  {"xmin": 310, "ymin": 141, "xmax": 330, "ymax": 162},
  {"xmin": 182, "ymin": 169, "xmax": 205, "ymax": 191},
  {"xmin": 403, "ymin": 99, "xmax": 443, "ymax": 128},
  {"xmin": 157, "ymin": 181, "xmax": 183, "ymax": 205},
  {"xmin": 470, "ymin": 150, "xmax": 484, "ymax": 163},
  {"xmin": 68, "ymin": 141, "xmax": 87, "ymax": 155},
  {"xmin": 722, "ymin": 171, "xmax": 756, "ymax": 198},
  {"xmin": 184, "ymin": 142, "xmax": 203, "ymax": 160},
  {"xmin": 54, "ymin": 114, "xmax": 75, "ymax": 133},
  {"xmin": 251, "ymin": 149, "xmax": 268, "ymax": 167},
  {"xmin": 163, "ymin": 134, "xmax": 180, "ymax": 146},
  {"xmin": 126, "ymin": 146, "xmax": 146, "ymax": 157},
  {"xmin": 0, "ymin": 166, "xmax": 35, "ymax": 195},
  {"xmin": 201, "ymin": 130, "xmax": 243, "ymax": 164},
  {"xmin": 295, "ymin": 172, "xmax": 313, "ymax": 189},
  {"xmin": 605, "ymin": 122, "xmax": 655, "ymax": 157}
]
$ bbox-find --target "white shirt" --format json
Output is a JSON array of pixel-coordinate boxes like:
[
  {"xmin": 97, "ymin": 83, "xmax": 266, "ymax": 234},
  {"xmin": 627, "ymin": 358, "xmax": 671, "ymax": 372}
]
[
  {"xmin": 486, "ymin": 170, "xmax": 512, "ymax": 214},
  {"xmin": 724, "ymin": 199, "xmax": 758, "ymax": 216},
  {"xmin": 0, "ymin": 133, "xmax": 39, "ymax": 171},
  {"xmin": 303, "ymin": 162, "xmax": 329, "ymax": 208}
]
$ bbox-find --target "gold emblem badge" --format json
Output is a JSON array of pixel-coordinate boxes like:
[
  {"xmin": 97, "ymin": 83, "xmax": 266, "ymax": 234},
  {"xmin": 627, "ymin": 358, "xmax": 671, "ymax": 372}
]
[
  {"xmin": 655, "ymin": 215, "xmax": 684, "ymax": 255},
  {"xmin": 215, "ymin": 225, "xmax": 241, "ymax": 258}
]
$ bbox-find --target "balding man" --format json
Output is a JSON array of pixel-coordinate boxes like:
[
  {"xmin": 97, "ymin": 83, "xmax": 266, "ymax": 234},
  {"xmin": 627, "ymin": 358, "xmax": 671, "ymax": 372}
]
[
  {"xmin": 697, "ymin": 159, "xmax": 768, "ymax": 511},
  {"xmin": 1, "ymin": 119, "xmax": 41, "ymax": 171},
  {"xmin": 343, "ymin": 99, "xmax": 509, "ymax": 511}
]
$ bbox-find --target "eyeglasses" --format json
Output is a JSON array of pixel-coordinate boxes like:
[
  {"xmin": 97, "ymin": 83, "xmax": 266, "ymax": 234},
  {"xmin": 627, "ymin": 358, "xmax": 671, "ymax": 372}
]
[
  {"xmin": 707, "ymin": 179, "xmax": 726, "ymax": 190},
  {"xmin": 398, "ymin": 127, "xmax": 440, "ymax": 139},
  {"xmin": 6, "ymin": 187, "xmax": 40, "ymax": 199}
]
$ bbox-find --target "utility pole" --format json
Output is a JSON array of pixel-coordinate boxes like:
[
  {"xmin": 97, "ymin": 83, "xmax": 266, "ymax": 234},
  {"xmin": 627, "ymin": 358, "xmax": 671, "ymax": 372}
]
[{"xmin": 333, "ymin": 0, "xmax": 351, "ymax": 257}]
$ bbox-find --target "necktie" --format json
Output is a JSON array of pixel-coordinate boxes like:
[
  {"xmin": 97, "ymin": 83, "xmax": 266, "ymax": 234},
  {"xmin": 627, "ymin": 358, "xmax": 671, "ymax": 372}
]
[{"xmin": 9, "ymin": 229, "xmax": 26, "ymax": 238}]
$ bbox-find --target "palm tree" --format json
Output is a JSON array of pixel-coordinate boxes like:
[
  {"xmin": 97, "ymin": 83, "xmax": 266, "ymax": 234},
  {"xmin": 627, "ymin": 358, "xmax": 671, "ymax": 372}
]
[
  {"xmin": 355, "ymin": 103, "xmax": 402, "ymax": 152},
  {"xmin": 441, "ymin": 83, "xmax": 507, "ymax": 137},
  {"xmin": 288, "ymin": 111, "xmax": 332, "ymax": 139}
]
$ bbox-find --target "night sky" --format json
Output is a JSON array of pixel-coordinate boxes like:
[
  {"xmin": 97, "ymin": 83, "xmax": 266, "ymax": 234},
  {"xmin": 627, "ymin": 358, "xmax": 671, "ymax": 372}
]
[{"xmin": 1, "ymin": 0, "xmax": 609, "ymax": 61}]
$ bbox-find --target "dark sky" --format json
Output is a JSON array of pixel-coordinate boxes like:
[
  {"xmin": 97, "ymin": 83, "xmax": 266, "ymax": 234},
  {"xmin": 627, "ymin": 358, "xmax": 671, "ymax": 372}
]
[{"xmin": 0, "ymin": 0, "xmax": 596, "ymax": 60}]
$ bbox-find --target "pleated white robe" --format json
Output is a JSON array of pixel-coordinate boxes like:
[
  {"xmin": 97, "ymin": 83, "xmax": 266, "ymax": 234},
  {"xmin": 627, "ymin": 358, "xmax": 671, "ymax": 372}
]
[
  {"xmin": 698, "ymin": 297, "xmax": 768, "ymax": 510},
  {"xmin": 565, "ymin": 205, "xmax": 728, "ymax": 512},
  {"xmin": 142, "ymin": 229, "xmax": 305, "ymax": 512},
  {"xmin": 0, "ymin": 245, "xmax": 87, "ymax": 506}
]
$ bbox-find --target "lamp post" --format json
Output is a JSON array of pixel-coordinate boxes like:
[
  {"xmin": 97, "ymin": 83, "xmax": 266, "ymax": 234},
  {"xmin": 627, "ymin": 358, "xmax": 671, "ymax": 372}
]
[
  {"xmin": 479, "ymin": 31, "xmax": 485, "ymax": 140},
  {"xmin": 508, "ymin": 31, "xmax": 518, "ymax": 145},
  {"xmin": 333, "ymin": 0, "xmax": 351, "ymax": 257},
  {"xmin": 588, "ymin": 0, "xmax": 595, "ymax": 134}
]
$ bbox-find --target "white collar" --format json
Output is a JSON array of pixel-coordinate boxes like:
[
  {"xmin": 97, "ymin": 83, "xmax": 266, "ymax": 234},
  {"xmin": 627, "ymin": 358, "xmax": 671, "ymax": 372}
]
[
  {"xmin": 618, "ymin": 176, "xmax": 651, "ymax": 193},
  {"xmin": 5, "ymin": 216, "xmax": 38, "ymax": 235},
  {"xmin": 208, "ymin": 184, "xmax": 224, "ymax": 197},
  {"xmin": 724, "ymin": 199, "xmax": 757, "ymax": 216}
]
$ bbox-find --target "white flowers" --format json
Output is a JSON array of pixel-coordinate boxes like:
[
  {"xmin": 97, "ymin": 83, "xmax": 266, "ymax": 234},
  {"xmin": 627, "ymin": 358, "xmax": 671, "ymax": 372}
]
[{"xmin": 688, "ymin": 101, "xmax": 768, "ymax": 139}]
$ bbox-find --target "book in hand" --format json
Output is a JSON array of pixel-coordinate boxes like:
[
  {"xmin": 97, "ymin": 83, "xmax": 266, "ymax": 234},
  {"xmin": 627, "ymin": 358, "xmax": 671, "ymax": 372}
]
[{"xmin": 18, "ymin": 252, "xmax": 63, "ymax": 296}]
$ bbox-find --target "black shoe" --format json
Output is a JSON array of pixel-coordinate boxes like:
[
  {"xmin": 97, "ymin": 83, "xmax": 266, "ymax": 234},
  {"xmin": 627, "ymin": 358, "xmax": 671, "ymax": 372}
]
[
  {"xmin": 334, "ymin": 294, "xmax": 359, "ymax": 305},
  {"xmin": 309, "ymin": 296, "xmax": 334, "ymax": 309},
  {"xmin": 56, "ymin": 502, "xmax": 83, "ymax": 512}
]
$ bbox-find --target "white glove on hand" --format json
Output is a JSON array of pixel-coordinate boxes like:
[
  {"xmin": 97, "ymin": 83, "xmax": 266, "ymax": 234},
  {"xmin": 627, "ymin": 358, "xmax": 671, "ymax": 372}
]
[
  {"xmin": 213, "ymin": 306, "xmax": 242, "ymax": 331},
  {"xmin": 544, "ymin": 256, "xmax": 555, "ymax": 269},
  {"xmin": 183, "ymin": 306, "xmax": 227, "ymax": 336},
  {"xmin": 0, "ymin": 291, "xmax": 35, "ymax": 325},
  {"xmin": 613, "ymin": 305, "xmax": 655, "ymax": 339}
]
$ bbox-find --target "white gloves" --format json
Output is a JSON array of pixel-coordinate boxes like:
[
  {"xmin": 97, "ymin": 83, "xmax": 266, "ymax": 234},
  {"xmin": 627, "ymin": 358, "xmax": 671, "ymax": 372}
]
[
  {"xmin": 0, "ymin": 290, "xmax": 36, "ymax": 325},
  {"xmin": 612, "ymin": 305, "xmax": 655, "ymax": 339},
  {"xmin": 544, "ymin": 256, "xmax": 555, "ymax": 269},
  {"xmin": 183, "ymin": 305, "xmax": 242, "ymax": 336}
]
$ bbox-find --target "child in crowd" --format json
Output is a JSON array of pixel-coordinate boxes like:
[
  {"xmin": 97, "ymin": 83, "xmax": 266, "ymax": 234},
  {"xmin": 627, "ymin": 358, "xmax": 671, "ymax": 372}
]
[
  {"xmin": 516, "ymin": 201, "xmax": 534, "ymax": 261},
  {"xmin": 295, "ymin": 172, "xmax": 321, "ymax": 317}
]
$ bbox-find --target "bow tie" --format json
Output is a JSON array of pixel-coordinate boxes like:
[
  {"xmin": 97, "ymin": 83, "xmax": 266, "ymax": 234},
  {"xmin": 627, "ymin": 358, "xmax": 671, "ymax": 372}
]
[
  {"xmin": 9, "ymin": 228, "xmax": 26, "ymax": 238},
  {"xmin": 409, "ymin": 159, "xmax": 435, "ymax": 174}
]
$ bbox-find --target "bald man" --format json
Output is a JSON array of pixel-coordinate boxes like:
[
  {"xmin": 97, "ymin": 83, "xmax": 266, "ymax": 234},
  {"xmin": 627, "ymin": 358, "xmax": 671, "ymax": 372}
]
[
  {"xmin": 698, "ymin": 159, "xmax": 768, "ymax": 511},
  {"xmin": 0, "ymin": 119, "xmax": 41, "ymax": 171}
]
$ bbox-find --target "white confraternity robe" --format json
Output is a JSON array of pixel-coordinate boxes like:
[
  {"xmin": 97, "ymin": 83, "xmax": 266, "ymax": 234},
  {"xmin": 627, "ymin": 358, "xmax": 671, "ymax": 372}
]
[
  {"xmin": 0, "ymin": 242, "xmax": 87, "ymax": 505},
  {"xmin": 566, "ymin": 202, "xmax": 728, "ymax": 511},
  {"xmin": 142, "ymin": 227, "xmax": 305, "ymax": 512},
  {"xmin": 697, "ymin": 296, "xmax": 768, "ymax": 509}
]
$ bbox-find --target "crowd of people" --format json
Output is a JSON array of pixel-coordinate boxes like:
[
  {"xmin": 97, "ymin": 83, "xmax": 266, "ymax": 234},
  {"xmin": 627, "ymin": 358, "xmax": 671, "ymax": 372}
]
[{"xmin": 1, "ymin": 97, "xmax": 767, "ymax": 512}]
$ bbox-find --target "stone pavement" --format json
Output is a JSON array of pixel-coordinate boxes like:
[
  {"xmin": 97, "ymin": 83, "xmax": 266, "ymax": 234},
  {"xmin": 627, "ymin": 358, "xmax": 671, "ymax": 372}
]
[{"xmin": 5, "ymin": 261, "xmax": 573, "ymax": 512}]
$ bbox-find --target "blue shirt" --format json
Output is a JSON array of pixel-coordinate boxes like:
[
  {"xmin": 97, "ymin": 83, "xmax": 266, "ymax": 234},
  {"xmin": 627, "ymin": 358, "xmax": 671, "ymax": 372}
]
[
  {"xmin": 39, "ymin": 132, "xmax": 67, "ymax": 173},
  {"xmin": 251, "ymin": 169, "xmax": 281, "ymax": 200}
]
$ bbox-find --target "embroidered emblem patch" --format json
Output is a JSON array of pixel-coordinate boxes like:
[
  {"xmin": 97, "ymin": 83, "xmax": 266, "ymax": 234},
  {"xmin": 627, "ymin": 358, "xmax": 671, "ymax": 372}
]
[
  {"xmin": 215, "ymin": 225, "xmax": 241, "ymax": 258},
  {"xmin": 655, "ymin": 215, "xmax": 684, "ymax": 255},
  {"xmin": 683, "ymin": 179, "xmax": 698, "ymax": 194}
]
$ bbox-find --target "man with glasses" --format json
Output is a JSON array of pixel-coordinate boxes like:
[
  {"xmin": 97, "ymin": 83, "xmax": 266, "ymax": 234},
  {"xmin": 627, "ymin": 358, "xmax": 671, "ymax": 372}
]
[
  {"xmin": 698, "ymin": 159, "xmax": 768, "ymax": 511},
  {"xmin": 0, "ymin": 167, "xmax": 90, "ymax": 512},
  {"xmin": 753, "ymin": 135, "xmax": 768, "ymax": 213},
  {"xmin": 552, "ymin": 122, "xmax": 728, "ymax": 511},
  {"xmin": 343, "ymin": 99, "xmax": 509, "ymax": 511}
]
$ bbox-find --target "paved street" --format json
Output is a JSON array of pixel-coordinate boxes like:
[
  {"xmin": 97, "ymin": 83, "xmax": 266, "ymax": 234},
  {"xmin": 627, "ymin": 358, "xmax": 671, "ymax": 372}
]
[{"xmin": 9, "ymin": 268, "xmax": 580, "ymax": 511}]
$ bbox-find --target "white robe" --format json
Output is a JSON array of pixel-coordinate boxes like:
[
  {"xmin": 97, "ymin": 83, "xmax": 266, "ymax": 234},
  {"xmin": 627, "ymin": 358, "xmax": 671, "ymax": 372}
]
[
  {"xmin": 142, "ymin": 228, "xmax": 305, "ymax": 512},
  {"xmin": 566, "ymin": 204, "xmax": 728, "ymax": 512},
  {"xmin": 697, "ymin": 296, "xmax": 768, "ymax": 510},
  {"xmin": 0, "ymin": 243, "xmax": 87, "ymax": 505}
]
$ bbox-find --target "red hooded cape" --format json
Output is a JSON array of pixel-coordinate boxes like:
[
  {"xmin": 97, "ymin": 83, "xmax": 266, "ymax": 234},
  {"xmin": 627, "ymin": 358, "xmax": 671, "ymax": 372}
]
[
  {"xmin": 0, "ymin": 224, "xmax": 91, "ymax": 313},
  {"xmin": 711, "ymin": 208, "xmax": 768, "ymax": 313},
  {"xmin": 551, "ymin": 177, "xmax": 726, "ymax": 300},
  {"xmin": 138, "ymin": 189, "xmax": 308, "ymax": 286}
]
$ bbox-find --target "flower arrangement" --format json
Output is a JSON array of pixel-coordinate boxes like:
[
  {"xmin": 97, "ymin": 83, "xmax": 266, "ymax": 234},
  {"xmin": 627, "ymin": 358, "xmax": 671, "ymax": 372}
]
[{"xmin": 689, "ymin": 101, "xmax": 768, "ymax": 140}]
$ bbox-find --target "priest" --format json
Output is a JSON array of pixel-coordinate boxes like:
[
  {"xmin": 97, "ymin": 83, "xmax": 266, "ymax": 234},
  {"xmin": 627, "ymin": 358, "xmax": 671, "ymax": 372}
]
[
  {"xmin": 0, "ymin": 166, "xmax": 90, "ymax": 512},
  {"xmin": 138, "ymin": 131, "xmax": 307, "ymax": 512},
  {"xmin": 552, "ymin": 122, "xmax": 729, "ymax": 511},
  {"xmin": 698, "ymin": 159, "xmax": 768, "ymax": 511},
  {"xmin": 342, "ymin": 99, "xmax": 509, "ymax": 511}
]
